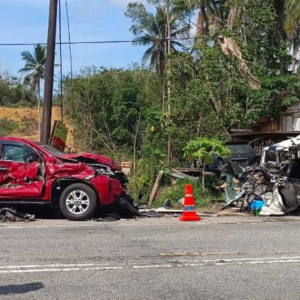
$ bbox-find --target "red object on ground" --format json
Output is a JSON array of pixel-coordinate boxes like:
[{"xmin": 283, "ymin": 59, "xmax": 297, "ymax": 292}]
[{"xmin": 179, "ymin": 184, "xmax": 201, "ymax": 222}]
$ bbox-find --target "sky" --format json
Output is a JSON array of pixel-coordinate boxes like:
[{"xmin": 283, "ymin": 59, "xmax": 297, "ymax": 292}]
[{"xmin": 0, "ymin": 0, "xmax": 150, "ymax": 80}]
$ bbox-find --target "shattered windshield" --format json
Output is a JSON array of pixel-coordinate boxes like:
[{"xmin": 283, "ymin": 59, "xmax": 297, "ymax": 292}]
[
  {"xmin": 265, "ymin": 149, "xmax": 292, "ymax": 164},
  {"xmin": 38, "ymin": 143, "xmax": 64, "ymax": 156},
  {"xmin": 265, "ymin": 150, "xmax": 276, "ymax": 162}
]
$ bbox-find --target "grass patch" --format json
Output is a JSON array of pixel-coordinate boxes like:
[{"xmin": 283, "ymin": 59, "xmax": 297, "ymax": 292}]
[
  {"xmin": 153, "ymin": 178, "xmax": 221, "ymax": 209},
  {"xmin": 0, "ymin": 119, "xmax": 20, "ymax": 136},
  {"xmin": 19, "ymin": 117, "xmax": 38, "ymax": 136}
]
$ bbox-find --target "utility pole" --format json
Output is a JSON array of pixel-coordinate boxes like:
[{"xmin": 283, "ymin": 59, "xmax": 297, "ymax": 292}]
[
  {"xmin": 41, "ymin": 0, "xmax": 58, "ymax": 144},
  {"xmin": 166, "ymin": 0, "xmax": 172, "ymax": 167}
]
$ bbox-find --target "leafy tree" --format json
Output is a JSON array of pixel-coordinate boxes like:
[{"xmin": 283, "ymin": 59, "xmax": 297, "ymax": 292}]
[
  {"xmin": 174, "ymin": 0, "xmax": 226, "ymax": 40},
  {"xmin": 285, "ymin": 0, "xmax": 300, "ymax": 73},
  {"xmin": 184, "ymin": 138, "xmax": 231, "ymax": 187},
  {"xmin": 0, "ymin": 73, "xmax": 36, "ymax": 106},
  {"xmin": 19, "ymin": 44, "xmax": 47, "ymax": 135}
]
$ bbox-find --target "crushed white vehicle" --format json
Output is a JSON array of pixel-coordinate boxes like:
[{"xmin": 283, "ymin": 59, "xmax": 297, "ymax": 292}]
[{"xmin": 222, "ymin": 136, "xmax": 300, "ymax": 216}]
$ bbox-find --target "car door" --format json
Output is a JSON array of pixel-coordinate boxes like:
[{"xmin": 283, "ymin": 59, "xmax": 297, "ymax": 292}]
[{"xmin": 0, "ymin": 141, "xmax": 44, "ymax": 198}]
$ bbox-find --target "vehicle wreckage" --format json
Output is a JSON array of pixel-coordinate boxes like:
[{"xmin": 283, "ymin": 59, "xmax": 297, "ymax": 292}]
[
  {"xmin": 223, "ymin": 136, "xmax": 300, "ymax": 216},
  {"xmin": 0, "ymin": 137, "xmax": 141, "ymax": 221}
]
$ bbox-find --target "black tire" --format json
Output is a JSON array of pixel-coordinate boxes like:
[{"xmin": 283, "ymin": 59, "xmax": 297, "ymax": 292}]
[
  {"xmin": 59, "ymin": 183, "xmax": 98, "ymax": 221},
  {"xmin": 281, "ymin": 188, "xmax": 298, "ymax": 209}
]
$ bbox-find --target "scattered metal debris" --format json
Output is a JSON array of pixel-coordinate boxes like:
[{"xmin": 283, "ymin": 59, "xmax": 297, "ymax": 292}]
[
  {"xmin": 93, "ymin": 212, "xmax": 121, "ymax": 222},
  {"xmin": 143, "ymin": 210, "xmax": 162, "ymax": 218},
  {"xmin": 0, "ymin": 208, "xmax": 35, "ymax": 222},
  {"xmin": 221, "ymin": 139, "xmax": 300, "ymax": 216}
]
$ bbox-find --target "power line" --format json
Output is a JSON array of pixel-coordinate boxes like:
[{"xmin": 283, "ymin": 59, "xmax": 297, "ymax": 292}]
[
  {"xmin": 0, "ymin": 37, "xmax": 196, "ymax": 47},
  {"xmin": 65, "ymin": 0, "xmax": 73, "ymax": 89}
]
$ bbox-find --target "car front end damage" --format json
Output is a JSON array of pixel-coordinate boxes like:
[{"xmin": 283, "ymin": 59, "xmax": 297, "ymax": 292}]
[{"xmin": 52, "ymin": 154, "xmax": 139, "ymax": 217}]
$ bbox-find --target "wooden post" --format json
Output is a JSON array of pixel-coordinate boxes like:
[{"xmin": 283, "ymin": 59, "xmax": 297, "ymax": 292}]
[
  {"xmin": 41, "ymin": 0, "xmax": 58, "ymax": 144},
  {"xmin": 148, "ymin": 170, "xmax": 164, "ymax": 207}
]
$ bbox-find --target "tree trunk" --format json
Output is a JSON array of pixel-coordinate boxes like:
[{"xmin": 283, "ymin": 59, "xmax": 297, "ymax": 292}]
[
  {"xmin": 133, "ymin": 111, "xmax": 142, "ymax": 179},
  {"xmin": 202, "ymin": 160, "xmax": 205, "ymax": 189},
  {"xmin": 195, "ymin": 1, "xmax": 206, "ymax": 46},
  {"xmin": 166, "ymin": 0, "xmax": 172, "ymax": 167},
  {"xmin": 292, "ymin": 39, "xmax": 297, "ymax": 74},
  {"xmin": 162, "ymin": 76, "xmax": 166, "ymax": 111},
  {"xmin": 242, "ymin": 7, "xmax": 247, "ymax": 44}
]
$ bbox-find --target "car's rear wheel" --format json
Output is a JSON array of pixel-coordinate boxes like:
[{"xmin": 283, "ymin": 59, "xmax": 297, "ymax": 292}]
[{"xmin": 59, "ymin": 183, "xmax": 98, "ymax": 221}]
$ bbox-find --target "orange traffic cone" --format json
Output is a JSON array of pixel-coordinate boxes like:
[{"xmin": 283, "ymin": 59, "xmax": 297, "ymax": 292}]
[{"xmin": 179, "ymin": 184, "xmax": 200, "ymax": 222}]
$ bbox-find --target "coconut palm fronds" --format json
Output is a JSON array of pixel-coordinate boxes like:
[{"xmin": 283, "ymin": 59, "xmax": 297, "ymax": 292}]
[
  {"xmin": 227, "ymin": 7, "xmax": 241, "ymax": 31},
  {"xmin": 218, "ymin": 36, "xmax": 261, "ymax": 90}
]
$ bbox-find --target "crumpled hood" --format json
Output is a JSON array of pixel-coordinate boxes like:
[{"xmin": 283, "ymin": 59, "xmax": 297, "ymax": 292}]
[{"xmin": 57, "ymin": 153, "xmax": 122, "ymax": 171}]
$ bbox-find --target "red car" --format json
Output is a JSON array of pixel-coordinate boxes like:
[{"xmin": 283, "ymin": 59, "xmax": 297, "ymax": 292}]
[{"xmin": 0, "ymin": 137, "xmax": 132, "ymax": 220}]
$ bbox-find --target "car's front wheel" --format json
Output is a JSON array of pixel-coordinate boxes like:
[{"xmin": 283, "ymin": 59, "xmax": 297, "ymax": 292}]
[{"xmin": 59, "ymin": 183, "xmax": 98, "ymax": 221}]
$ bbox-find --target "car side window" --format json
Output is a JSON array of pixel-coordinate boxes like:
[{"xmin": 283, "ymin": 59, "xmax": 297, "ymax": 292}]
[{"xmin": 3, "ymin": 145, "xmax": 36, "ymax": 163}]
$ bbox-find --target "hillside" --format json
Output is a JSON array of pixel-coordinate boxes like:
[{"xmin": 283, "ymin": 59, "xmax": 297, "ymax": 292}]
[{"xmin": 0, "ymin": 106, "xmax": 75, "ymax": 149}]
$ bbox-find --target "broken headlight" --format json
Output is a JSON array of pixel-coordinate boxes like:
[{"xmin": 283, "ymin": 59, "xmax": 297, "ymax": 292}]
[{"xmin": 87, "ymin": 163, "xmax": 115, "ymax": 177}]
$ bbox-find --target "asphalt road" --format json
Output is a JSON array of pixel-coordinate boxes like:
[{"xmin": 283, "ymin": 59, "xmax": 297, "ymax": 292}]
[{"xmin": 1, "ymin": 215, "xmax": 300, "ymax": 299}]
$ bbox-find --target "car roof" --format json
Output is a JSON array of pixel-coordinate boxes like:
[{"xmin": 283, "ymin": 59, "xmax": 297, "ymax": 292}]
[
  {"xmin": 0, "ymin": 137, "xmax": 38, "ymax": 145},
  {"xmin": 0, "ymin": 137, "xmax": 51, "ymax": 155}
]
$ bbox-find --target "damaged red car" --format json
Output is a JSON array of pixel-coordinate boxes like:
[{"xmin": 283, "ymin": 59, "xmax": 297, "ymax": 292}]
[{"xmin": 0, "ymin": 137, "xmax": 134, "ymax": 220}]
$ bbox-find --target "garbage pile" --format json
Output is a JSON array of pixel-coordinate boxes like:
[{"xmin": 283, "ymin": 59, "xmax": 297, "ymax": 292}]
[
  {"xmin": 0, "ymin": 208, "xmax": 35, "ymax": 222},
  {"xmin": 222, "ymin": 143, "xmax": 300, "ymax": 216}
]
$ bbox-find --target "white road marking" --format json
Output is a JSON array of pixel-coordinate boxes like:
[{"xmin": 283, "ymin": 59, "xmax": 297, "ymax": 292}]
[
  {"xmin": 1, "ymin": 256, "xmax": 300, "ymax": 275},
  {"xmin": 0, "ymin": 224, "xmax": 97, "ymax": 229},
  {"xmin": 0, "ymin": 263, "xmax": 106, "ymax": 269},
  {"xmin": 0, "ymin": 221, "xmax": 269, "ymax": 230}
]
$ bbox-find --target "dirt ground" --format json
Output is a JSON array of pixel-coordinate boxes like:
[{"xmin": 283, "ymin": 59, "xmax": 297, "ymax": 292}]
[{"xmin": 0, "ymin": 106, "xmax": 75, "ymax": 149}]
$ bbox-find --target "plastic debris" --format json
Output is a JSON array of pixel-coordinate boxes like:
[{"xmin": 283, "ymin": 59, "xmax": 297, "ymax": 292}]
[{"xmin": 250, "ymin": 200, "xmax": 265, "ymax": 216}]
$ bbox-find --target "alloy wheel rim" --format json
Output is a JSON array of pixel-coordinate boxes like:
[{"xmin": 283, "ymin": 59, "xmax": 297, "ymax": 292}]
[{"xmin": 66, "ymin": 190, "xmax": 90, "ymax": 215}]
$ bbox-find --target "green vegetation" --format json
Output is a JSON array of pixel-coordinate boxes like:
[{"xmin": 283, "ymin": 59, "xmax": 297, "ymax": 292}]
[
  {"xmin": 2, "ymin": 0, "xmax": 300, "ymax": 207},
  {"xmin": 0, "ymin": 74, "xmax": 37, "ymax": 107},
  {"xmin": 0, "ymin": 119, "xmax": 20, "ymax": 136},
  {"xmin": 154, "ymin": 177, "xmax": 222, "ymax": 208},
  {"xmin": 60, "ymin": 0, "xmax": 300, "ymax": 206},
  {"xmin": 184, "ymin": 138, "xmax": 231, "ymax": 187}
]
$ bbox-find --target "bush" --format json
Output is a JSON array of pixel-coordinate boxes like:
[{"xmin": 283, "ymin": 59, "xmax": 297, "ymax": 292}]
[
  {"xmin": 0, "ymin": 119, "xmax": 19, "ymax": 136},
  {"xmin": 154, "ymin": 178, "xmax": 214, "ymax": 208},
  {"xmin": 128, "ymin": 158, "xmax": 165, "ymax": 204}
]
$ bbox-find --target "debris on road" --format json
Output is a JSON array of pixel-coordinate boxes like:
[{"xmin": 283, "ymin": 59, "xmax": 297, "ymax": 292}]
[
  {"xmin": 93, "ymin": 212, "xmax": 121, "ymax": 222},
  {"xmin": 143, "ymin": 210, "xmax": 162, "ymax": 218},
  {"xmin": 0, "ymin": 208, "xmax": 35, "ymax": 222}
]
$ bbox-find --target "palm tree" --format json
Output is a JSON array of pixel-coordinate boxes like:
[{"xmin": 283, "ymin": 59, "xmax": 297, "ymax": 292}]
[
  {"xmin": 19, "ymin": 44, "xmax": 47, "ymax": 136},
  {"xmin": 133, "ymin": 7, "xmax": 189, "ymax": 76},
  {"xmin": 174, "ymin": 0, "xmax": 226, "ymax": 41}
]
